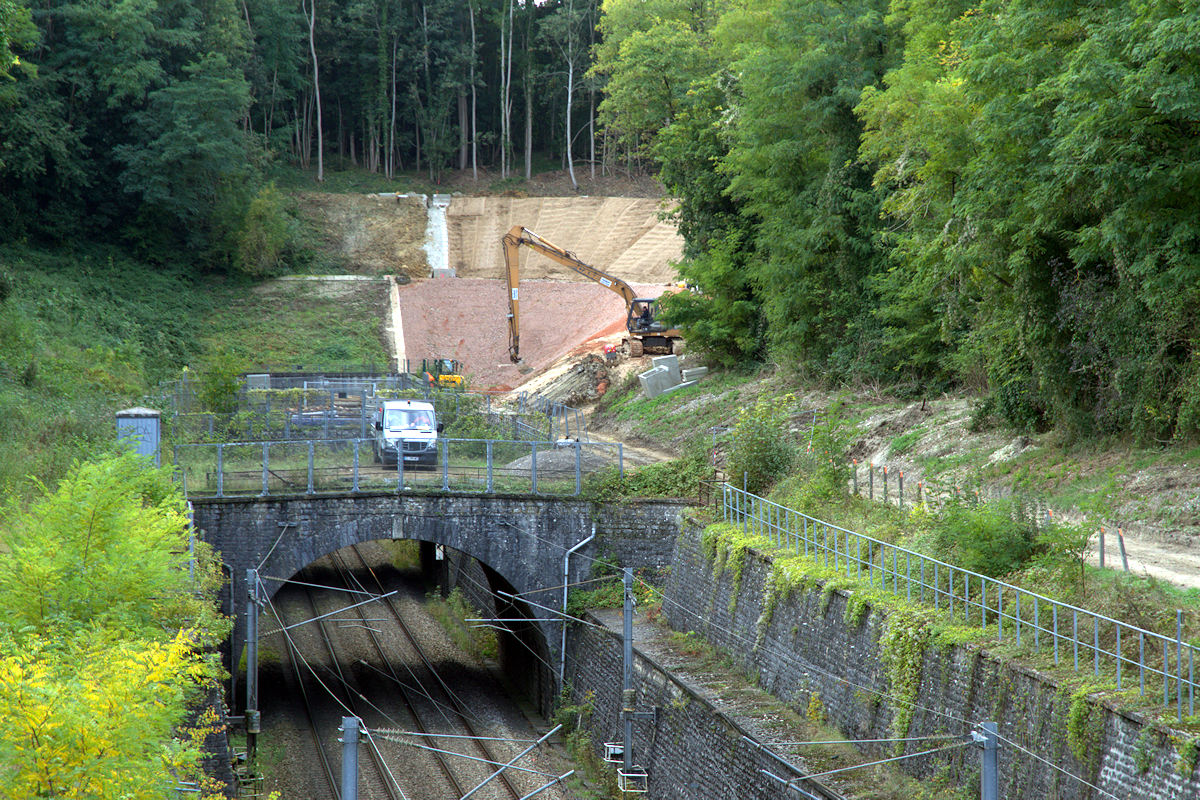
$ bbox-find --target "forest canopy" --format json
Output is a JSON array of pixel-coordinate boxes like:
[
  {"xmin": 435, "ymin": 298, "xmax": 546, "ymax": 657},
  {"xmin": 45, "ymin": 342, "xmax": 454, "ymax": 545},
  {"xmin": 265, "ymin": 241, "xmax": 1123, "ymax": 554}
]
[{"xmin": 3, "ymin": 0, "xmax": 1199, "ymax": 440}]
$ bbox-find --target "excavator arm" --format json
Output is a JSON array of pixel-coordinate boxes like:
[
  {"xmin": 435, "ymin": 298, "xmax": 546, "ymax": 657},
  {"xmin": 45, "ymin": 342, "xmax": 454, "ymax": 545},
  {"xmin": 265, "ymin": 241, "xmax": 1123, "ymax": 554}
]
[{"xmin": 503, "ymin": 225, "xmax": 639, "ymax": 363}]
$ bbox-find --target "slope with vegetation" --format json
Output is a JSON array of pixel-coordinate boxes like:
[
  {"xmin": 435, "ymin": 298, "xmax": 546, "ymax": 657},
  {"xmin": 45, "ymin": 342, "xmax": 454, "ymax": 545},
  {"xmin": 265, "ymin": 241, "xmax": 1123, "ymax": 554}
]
[{"xmin": 595, "ymin": 0, "xmax": 1200, "ymax": 446}]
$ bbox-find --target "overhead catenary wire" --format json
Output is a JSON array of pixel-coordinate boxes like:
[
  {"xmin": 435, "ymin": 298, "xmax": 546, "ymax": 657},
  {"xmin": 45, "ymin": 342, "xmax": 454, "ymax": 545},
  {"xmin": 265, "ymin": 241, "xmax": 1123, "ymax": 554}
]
[
  {"xmin": 421, "ymin": 498, "xmax": 1127, "ymax": 799},
  {"xmin": 764, "ymin": 733, "xmax": 965, "ymax": 747},
  {"xmin": 994, "ymin": 731, "xmax": 1124, "ymax": 800}
]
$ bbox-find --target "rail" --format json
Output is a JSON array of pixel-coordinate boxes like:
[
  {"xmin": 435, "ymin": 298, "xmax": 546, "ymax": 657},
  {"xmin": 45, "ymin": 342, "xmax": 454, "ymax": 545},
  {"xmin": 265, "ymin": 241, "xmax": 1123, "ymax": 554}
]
[
  {"xmin": 721, "ymin": 483, "xmax": 1198, "ymax": 718},
  {"xmin": 175, "ymin": 437, "xmax": 624, "ymax": 499}
]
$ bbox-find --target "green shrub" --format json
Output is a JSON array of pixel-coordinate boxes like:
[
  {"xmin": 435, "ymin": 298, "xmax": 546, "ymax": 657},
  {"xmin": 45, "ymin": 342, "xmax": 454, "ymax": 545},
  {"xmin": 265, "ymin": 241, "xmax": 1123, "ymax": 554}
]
[
  {"xmin": 726, "ymin": 394, "xmax": 798, "ymax": 494},
  {"xmin": 235, "ymin": 183, "xmax": 297, "ymax": 277},
  {"xmin": 917, "ymin": 499, "xmax": 1041, "ymax": 578},
  {"xmin": 585, "ymin": 444, "xmax": 709, "ymax": 499}
]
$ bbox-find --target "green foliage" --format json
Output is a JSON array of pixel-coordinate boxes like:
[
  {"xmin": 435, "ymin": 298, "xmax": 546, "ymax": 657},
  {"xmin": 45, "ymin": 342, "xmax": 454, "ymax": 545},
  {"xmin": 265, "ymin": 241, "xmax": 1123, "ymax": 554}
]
[
  {"xmin": 1134, "ymin": 726, "xmax": 1157, "ymax": 774},
  {"xmin": 0, "ymin": 453, "xmax": 228, "ymax": 798},
  {"xmin": 425, "ymin": 587, "xmax": 498, "ymax": 661},
  {"xmin": 878, "ymin": 607, "xmax": 931, "ymax": 744},
  {"xmin": 585, "ymin": 445, "xmax": 709, "ymax": 500},
  {"xmin": 235, "ymin": 182, "xmax": 301, "ymax": 276},
  {"xmin": 195, "ymin": 348, "xmax": 247, "ymax": 415},
  {"xmin": 726, "ymin": 394, "xmax": 799, "ymax": 494},
  {"xmin": 1177, "ymin": 736, "xmax": 1200, "ymax": 778},
  {"xmin": 1065, "ymin": 686, "xmax": 1104, "ymax": 769},
  {"xmin": 0, "ymin": 452, "xmax": 227, "ymax": 641},
  {"xmin": 915, "ymin": 499, "xmax": 1041, "ymax": 579},
  {"xmin": 1030, "ymin": 519, "xmax": 1095, "ymax": 598}
]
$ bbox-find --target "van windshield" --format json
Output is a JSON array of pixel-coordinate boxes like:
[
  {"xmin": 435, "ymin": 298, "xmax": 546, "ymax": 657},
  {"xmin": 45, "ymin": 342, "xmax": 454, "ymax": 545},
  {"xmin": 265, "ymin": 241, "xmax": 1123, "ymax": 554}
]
[{"xmin": 383, "ymin": 409, "xmax": 434, "ymax": 430}]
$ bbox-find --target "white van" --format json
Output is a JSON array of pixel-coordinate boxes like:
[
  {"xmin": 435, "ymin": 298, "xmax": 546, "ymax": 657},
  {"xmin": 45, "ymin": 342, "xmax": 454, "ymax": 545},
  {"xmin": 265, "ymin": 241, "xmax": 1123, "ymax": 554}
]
[{"xmin": 371, "ymin": 399, "xmax": 442, "ymax": 468}]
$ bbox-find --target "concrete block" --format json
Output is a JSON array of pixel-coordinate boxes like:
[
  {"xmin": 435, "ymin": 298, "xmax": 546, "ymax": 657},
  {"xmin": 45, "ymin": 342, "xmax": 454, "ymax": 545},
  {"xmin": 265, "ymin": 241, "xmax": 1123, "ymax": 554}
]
[
  {"xmin": 651, "ymin": 355, "xmax": 682, "ymax": 385},
  {"xmin": 681, "ymin": 366, "xmax": 708, "ymax": 383},
  {"xmin": 638, "ymin": 365, "xmax": 672, "ymax": 398}
]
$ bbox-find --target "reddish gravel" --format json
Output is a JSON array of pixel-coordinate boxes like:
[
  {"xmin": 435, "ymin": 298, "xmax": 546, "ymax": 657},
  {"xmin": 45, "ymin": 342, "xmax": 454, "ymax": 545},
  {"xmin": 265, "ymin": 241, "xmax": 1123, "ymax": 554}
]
[{"xmin": 397, "ymin": 277, "xmax": 667, "ymax": 389}]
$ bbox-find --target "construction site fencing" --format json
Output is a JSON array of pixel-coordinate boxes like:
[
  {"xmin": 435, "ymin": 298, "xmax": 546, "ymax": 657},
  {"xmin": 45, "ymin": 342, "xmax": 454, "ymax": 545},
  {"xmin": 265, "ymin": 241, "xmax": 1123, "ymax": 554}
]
[
  {"xmin": 721, "ymin": 483, "xmax": 1198, "ymax": 719},
  {"xmin": 513, "ymin": 391, "xmax": 588, "ymax": 441},
  {"xmin": 174, "ymin": 437, "xmax": 623, "ymax": 499},
  {"xmin": 166, "ymin": 389, "xmax": 581, "ymax": 446}
]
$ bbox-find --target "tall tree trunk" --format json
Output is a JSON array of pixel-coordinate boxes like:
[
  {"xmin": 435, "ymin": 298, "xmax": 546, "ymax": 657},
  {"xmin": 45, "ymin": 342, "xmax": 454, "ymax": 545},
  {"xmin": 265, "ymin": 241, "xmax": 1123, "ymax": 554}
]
[
  {"xmin": 565, "ymin": 57, "xmax": 577, "ymax": 189},
  {"xmin": 458, "ymin": 93, "xmax": 468, "ymax": 170},
  {"xmin": 524, "ymin": 71, "xmax": 532, "ymax": 180},
  {"xmin": 305, "ymin": 0, "xmax": 323, "ymax": 181},
  {"xmin": 501, "ymin": 0, "xmax": 514, "ymax": 178},
  {"xmin": 469, "ymin": 0, "xmax": 477, "ymax": 180},
  {"xmin": 388, "ymin": 34, "xmax": 398, "ymax": 177}
]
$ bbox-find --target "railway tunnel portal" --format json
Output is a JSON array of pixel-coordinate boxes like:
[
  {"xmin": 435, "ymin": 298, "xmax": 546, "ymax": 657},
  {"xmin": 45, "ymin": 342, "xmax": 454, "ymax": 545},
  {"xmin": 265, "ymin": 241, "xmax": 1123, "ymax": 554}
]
[{"xmin": 192, "ymin": 491, "xmax": 687, "ymax": 710}]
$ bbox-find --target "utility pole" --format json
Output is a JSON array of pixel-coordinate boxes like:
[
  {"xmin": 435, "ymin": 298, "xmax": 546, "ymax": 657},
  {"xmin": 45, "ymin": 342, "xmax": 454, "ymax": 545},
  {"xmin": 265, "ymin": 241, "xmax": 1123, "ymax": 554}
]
[
  {"xmin": 341, "ymin": 717, "xmax": 361, "ymax": 800},
  {"xmin": 246, "ymin": 569, "xmax": 261, "ymax": 764},
  {"xmin": 972, "ymin": 721, "xmax": 998, "ymax": 800},
  {"xmin": 619, "ymin": 567, "xmax": 653, "ymax": 792},
  {"xmin": 623, "ymin": 567, "xmax": 634, "ymax": 778}
]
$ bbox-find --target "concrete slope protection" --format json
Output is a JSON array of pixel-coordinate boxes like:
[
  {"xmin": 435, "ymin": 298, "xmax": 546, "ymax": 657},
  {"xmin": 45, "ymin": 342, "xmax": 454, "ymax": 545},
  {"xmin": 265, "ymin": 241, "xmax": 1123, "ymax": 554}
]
[
  {"xmin": 399, "ymin": 195, "xmax": 683, "ymax": 389},
  {"xmin": 446, "ymin": 196, "xmax": 682, "ymax": 282}
]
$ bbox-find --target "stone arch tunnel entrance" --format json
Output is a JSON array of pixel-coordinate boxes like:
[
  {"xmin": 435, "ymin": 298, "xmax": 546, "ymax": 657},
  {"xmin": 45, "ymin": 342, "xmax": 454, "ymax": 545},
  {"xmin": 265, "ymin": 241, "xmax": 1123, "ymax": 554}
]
[{"xmin": 191, "ymin": 491, "xmax": 686, "ymax": 710}]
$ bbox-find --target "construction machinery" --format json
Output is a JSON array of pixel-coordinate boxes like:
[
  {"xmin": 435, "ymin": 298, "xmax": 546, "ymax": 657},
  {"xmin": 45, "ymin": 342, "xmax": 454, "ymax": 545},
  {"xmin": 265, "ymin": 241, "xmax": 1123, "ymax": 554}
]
[
  {"xmin": 421, "ymin": 358, "xmax": 464, "ymax": 389},
  {"xmin": 502, "ymin": 225, "xmax": 680, "ymax": 362}
]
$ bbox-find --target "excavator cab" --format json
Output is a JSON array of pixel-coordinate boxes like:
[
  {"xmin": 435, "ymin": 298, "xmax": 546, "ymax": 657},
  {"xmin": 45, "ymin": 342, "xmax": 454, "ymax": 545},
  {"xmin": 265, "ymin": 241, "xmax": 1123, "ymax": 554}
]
[{"xmin": 628, "ymin": 299, "xmax": 666, "ymax": 333}]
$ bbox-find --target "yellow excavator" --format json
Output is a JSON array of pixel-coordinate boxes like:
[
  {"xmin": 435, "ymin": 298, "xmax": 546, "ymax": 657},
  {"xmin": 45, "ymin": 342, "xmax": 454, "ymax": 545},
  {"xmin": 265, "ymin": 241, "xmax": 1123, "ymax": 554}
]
[{"xmin": 502, "ymin": 225, "xmax": 681, "ymax": 362}]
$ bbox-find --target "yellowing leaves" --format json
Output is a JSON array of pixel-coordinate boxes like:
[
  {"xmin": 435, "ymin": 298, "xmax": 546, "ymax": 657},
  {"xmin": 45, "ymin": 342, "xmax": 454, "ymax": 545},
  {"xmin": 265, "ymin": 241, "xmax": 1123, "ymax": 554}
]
[{"xmin": 0, "ymin": 454, "xmax": 228, "ymax": 800}]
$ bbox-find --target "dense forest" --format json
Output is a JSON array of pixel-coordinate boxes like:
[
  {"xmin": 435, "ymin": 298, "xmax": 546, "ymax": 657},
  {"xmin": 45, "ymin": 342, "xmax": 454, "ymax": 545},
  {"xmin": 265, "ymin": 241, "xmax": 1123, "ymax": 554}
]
[{"xmin": 2, "ymin": 0, "xmax": 1199, "ymax": 442}]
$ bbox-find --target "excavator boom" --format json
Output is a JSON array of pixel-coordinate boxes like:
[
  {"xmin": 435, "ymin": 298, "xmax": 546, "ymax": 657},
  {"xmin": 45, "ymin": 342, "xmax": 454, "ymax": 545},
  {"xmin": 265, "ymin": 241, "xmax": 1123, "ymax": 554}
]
[{"xmin": 502, "ymin": 225, "xmax": 679, "ymax": 363}]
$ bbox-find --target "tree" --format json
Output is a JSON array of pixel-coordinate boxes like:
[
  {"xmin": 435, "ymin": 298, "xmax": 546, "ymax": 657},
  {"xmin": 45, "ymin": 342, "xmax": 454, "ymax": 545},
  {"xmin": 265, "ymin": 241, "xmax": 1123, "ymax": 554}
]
[
  {"xmin": 0, "ymin": 0, "xmax": 34, "ymax": 79},
  {"xmin": 538, "ymin": 0, "xmax": 591, "ymax": 189},
  {"xmin": 721, "ymin": 0, "xmax": 891, "ymax": 377},
  {"xmin": 0, "ymin": 452, "xmax": 227, "ymax": 797},
  {"xmin": 116, "ymin": 53, "xmax": 255, "ymax": 249}
]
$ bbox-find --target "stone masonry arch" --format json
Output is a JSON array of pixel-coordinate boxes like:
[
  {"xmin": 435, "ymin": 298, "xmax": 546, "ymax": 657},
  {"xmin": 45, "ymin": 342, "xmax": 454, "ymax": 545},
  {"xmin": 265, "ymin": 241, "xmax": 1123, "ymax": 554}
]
[{"xmin": 191, "ymin": 492, "xmax": 686, "ymax": 708}]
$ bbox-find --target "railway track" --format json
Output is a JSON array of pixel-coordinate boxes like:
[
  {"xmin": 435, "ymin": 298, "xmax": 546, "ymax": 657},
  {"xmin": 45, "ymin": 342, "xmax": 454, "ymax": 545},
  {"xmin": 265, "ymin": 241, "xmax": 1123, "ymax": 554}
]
[
  {"xmin": 266, "ymin": 548, "xmax": 546, "ymax": 800},
  {"xmin": 334, "ymin": 545, "xmax": 524, "ymax": 800}
]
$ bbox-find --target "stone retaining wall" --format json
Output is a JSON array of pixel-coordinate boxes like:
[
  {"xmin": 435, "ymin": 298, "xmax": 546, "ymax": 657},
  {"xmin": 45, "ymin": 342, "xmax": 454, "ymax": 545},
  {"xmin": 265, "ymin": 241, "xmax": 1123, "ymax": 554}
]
[{"xmin": 661, "ymin": 525, "xmax": 1200, "ymax": 799}]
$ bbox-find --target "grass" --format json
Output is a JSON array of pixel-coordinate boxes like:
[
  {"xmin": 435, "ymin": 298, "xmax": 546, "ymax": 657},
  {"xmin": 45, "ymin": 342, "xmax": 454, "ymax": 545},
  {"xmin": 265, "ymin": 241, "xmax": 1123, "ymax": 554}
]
[
  {"xmin": 0, "ymin": 238, "xmax": 397, "ymax": 495},
  {"xmin": 424, "ymin": 587, "xmax": 499, "ymax": 661},
  {"xmin": 200, "ymin": 279, "xmax": 391, "ymax": 371},
  {"xmin": 596, "ymin": 370, "xmax": 754, "ymax": 445}
]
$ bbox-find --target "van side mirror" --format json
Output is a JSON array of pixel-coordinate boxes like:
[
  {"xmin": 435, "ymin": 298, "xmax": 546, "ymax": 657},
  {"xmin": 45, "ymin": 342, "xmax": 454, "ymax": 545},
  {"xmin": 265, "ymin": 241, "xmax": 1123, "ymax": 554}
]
[
  {"xmin": 374, "ymin": 420, "xmax": 382, "ymax": 431},
  {"xmin": 436, "ymin": 423, "xmax": 444, "ymax": 433}
]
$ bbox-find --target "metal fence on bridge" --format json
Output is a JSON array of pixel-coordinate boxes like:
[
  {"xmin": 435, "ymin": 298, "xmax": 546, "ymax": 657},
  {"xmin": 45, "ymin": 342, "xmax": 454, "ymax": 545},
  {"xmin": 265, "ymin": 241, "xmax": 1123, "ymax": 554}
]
[
  {"xmin": 721, "ymin": 483, "xmax": 1198, "ymax": 718},
  {"xmin": 175, "ymin": 437, "xmax": 624, "ymax": 499}
]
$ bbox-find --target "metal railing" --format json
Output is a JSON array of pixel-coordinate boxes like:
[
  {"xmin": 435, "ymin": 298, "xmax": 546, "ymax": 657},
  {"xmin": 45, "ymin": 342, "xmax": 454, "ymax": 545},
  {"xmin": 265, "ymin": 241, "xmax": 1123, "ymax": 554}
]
[
  {"xmin": 175, "ymin": 437, "xmax": 623, "ymax": 499},
  {"xmin": 721, "ymin": 484, "xmax": 1198, "ymax": 717}
]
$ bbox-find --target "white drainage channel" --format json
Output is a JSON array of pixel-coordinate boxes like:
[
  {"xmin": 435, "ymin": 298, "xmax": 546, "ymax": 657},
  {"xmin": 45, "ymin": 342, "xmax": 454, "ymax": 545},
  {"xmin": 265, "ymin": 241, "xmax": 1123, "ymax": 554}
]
[{"xmin": 424, "ymin": 193, "xmax": 452, "ymax": 277}]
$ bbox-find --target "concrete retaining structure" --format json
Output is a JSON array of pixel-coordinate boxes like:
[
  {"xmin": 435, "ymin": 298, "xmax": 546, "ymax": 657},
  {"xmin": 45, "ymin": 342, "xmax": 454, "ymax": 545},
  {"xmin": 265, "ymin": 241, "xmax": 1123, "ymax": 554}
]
[{"xmin": 656, "ymin": 525, "xmax": 1200, "ymax": 799}]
